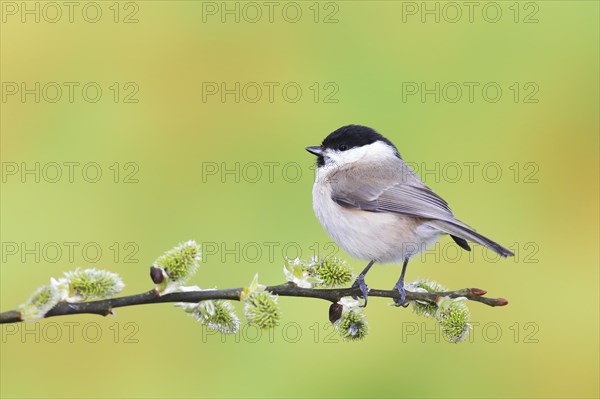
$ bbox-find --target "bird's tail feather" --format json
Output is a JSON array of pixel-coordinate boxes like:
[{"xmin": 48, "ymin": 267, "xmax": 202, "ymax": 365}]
[{"xmin": 429, "ymin": 220, "xmax": 514, "ymax": 257}]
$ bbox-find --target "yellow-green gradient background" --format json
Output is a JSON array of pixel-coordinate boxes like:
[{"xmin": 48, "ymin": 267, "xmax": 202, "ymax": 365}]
[{"xmin": 1, "ymin": 1, "xmax": 598, "ymax": 398}]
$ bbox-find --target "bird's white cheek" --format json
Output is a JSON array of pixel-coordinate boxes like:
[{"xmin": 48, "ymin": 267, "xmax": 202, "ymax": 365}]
[{"xmin": 326, "ymin": 150, "xmax": 359, "ymax": 165}]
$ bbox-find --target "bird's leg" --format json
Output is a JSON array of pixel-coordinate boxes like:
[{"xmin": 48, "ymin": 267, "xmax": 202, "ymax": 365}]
[
  {"xmin": 351, "ymin": 260, "xmax": 375, "ymax": 307},
  {"xmin": 393, "ymin": 258, "xmax": 410, "ymax": 307}
]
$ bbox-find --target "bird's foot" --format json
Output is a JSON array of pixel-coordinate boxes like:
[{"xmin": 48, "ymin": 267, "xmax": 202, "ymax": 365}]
[
  {"xmin": 351, "ymin": 275, "xmax": 370, "ymax": 307},
  {"xmin": 393, "ymin": 282, "xmax": 408, "ymax": 307}
]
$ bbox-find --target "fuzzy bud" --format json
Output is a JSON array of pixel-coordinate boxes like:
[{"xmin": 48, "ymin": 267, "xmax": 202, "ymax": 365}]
[
  {"xmin": 436, "ymin": 297, "xmax": 471, "ymax": 343},
  {"xmin": 406, "ymin": 279, "xmax": 446, "ymax": 317},
  {"xmin": 63, "ymin": 268, "xmax": 124, "ymax": 301},
  {"xmin": 283, "ymin": 258, "xmax": 322, "ymax": 288},
  {"xmin": 334, "ymin": 297, "xmax": 368, "ymax": 341},
  {"xmin": 17, "ymin": 279, "xmax": 64, "ymax": 321},
  {"xmin": 152, "ymin": 240, "xmax": 201, "ymax": 294},
  {"xmin": 241, "ymin": 274, "xmax": 280, "ymax": 329},
  {"xmin": 313, "ymin": 257, "xmax": 354, "ymax": 287},
  {"xmin": 405, "ymin": 279, "xmax": 471, "ymax": 343},
  {"xmin": 177, "ymin": 300, "xmax": 240, "ymax": 334},
  {"xmin": 282, "ymin": 257, "xmax": 354, "ymax": 288}
]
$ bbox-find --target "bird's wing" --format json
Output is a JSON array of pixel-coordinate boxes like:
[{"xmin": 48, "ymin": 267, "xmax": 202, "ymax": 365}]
[
  {"xmin": 327, "ymin": 158, "xmax": 518, "ymax": 257},
  {"xmin": 329, "ymin": 159, "xmax": 469, "ymax": 227}
]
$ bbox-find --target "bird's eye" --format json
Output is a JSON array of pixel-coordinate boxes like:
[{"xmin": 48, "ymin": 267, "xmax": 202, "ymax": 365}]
[{"xmin": 339, "ymin": 144, "xmax": 348, "ymax": 151}]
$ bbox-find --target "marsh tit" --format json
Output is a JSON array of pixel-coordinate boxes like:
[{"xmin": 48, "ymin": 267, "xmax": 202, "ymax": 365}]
[{"xmin": 306, "ymin": 125, "xmax": 514, "ymax": 306}]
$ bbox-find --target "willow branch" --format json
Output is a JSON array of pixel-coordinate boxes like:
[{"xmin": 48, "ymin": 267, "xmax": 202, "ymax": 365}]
[{"xmin": 0, "ymin": 283, "xmax": 507, "ymax": 324}]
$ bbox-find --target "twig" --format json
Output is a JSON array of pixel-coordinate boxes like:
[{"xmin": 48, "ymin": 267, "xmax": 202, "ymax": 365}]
[{"xmin": 0, "ymin": 283, "xmax": 507, "ymax": 324}]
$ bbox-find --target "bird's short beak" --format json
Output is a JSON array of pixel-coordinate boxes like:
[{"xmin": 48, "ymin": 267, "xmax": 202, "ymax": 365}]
[{"xmin": 305, "ymin": 146, "xmax": 323, "ymax": 156}]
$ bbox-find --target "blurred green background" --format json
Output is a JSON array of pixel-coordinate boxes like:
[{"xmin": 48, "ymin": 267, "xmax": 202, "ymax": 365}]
[{"xmin": 1, "ymin": 1, "xmax": 598, "ymax": 398}]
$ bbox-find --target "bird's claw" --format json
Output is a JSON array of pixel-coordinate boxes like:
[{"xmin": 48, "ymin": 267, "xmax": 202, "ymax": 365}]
[
  {"xmin": 393, "ymin": 284, "xmax": 408, "ymax": 307},
  {"xmin": 351, "ymin": 275, "xmax": 370, "ymax": 307}
]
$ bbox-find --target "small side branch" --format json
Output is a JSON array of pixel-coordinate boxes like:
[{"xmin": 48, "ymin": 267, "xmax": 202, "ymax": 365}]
[{"xmin": 0, "ymin": 284, "xmax": 507, "ymax": 324}]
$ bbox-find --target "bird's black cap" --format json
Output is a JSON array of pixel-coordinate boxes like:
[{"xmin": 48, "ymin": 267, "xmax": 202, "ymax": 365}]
[
  {"xmin": 322, "ymin": 125, "xmax": 400, "ymax": 156},
  {"xmin": 307, "ymin": 125, "xmax": 401, "ymax": 167}
]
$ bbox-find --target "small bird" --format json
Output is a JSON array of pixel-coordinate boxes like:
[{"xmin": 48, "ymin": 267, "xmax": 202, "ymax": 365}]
[{"xmin": 306, "ymin": 125, "xmax": 514, "ymax": 306}]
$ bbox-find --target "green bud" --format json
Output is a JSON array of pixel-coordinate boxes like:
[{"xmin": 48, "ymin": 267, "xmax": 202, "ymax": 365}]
[
  {"xmin": 152, "ymin": 240, "xmax": 201, "ymax": 294},
  {"xmin": 241, "ymin": 274, "xmax": 280, "ymax": 329},
  {"xmin": 200, "ymin": 300, "xmax": 240, "ymax": 334},
  {"xmin": 336, "ymin": 309, "xmax": 368, "ymax": 341},
  {"xmin": 407, "ymin": 279, "xmax": 447, "ymax": 317},
  {"xmin": 282, "ymin": 257, "xmax": 354, "ymax": 288},
  {"xmin": 18, "ymin": 278, "xmax": 64, "ymax": 321},
  {"xmin": 283, "ymin": 258, "xmax": 322, "ymax": 288},
  {"xmin": 405, "ymin": 279, "xmax": 471, "ymax": 343},
  {"xmin": 436, "ymin": 297, "xmax": 471, "ymax": 343},
  {"xmin": 334, "ymin": 297, "xmax": 368, "ymax": 341},
  {"xmin": 64, "ymin": 268, "xmax": 125, "ymax": 301},
  {"xmin": 177, "ymin": 300, "xmax": 240, "ymax": 334},
  {"xmin": 312, "ymin": 257, "xmax": 354, "ymax": 288}
]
